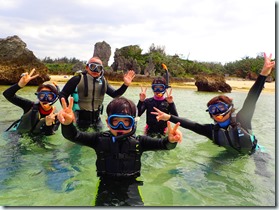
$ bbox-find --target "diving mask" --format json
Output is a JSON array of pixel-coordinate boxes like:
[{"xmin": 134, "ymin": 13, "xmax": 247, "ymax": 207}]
[
  {"xmin": 36, "ymin": 91, "xmax": 57, "ymax": 103},
  {"xmin": 108, "ymin": 114, "xmax": 135, "ymax": 130}
]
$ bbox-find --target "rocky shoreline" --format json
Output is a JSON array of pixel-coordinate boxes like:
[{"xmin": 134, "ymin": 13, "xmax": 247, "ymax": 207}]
[{"xmin": 49, "ymin": 75, "xmax": 275, "ymax": 93}]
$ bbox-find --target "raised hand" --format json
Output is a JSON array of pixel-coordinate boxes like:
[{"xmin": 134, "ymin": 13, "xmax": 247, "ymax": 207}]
[
  {"xmin": 123, "ymin": 70, "xmax": 136, "ymax": 86},
  {"xmin": 167, "ymin": 121, "xmax": 182, "ymax": 143},
  {"xmin": 260, "ymin": 53, "xmax": 275, "ymax": 76},
  {"xmin": 18, "ymin": 68, "xmax": 39, "ymax": 88},
  {"xmin": 139, "ymin": 86, "xmax": 147, "ymax": 101},
  {"xmin": 151, "ymin": 107, "xmax": 171, "ymax": 121},
  {"xmin": 165, "ymin": 88, "xmax": 174, "ymax": 103},
  {"xmin": 57, "ymin": 97, "xmax": 75, "ymax": 125},
  {"xmin": 45, "ymin": 106, "xmax": 58, "ymax": 126}
]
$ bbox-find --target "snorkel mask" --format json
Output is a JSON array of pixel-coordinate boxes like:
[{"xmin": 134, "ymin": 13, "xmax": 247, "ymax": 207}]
[
  {"xmin": 207, "ymin": 102, "xmax": 232, "ymax": 116},
  {"xmin": 108, "ymin": 114, "xmax": 135, "ymax": 131},
  {"xmin": 35, "ymin": 82, "xmax": 60, "ymax": 105},
  {"xmin": 87, "ymin": 62, "xmax": 103, "ymax": 73},
  {"xmin": 152, "ymin": 84, "xmax": 167, "ymax": 98},
  {"xmin": 108, "ymin": 114, "xmax": 137, "ymax": 142}
]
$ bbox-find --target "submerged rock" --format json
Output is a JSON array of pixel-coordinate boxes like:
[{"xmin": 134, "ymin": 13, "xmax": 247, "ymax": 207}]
[{"xmin": 195, "ymin": 73, "xmax": 232, "ymax": 93}]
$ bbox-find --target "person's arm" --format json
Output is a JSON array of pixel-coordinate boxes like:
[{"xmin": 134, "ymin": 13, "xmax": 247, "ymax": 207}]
[
  {"xmin": 237, "ymin": 53, "xmax": 275, "ymax": 130},
  {"xmin": 168, "ymin": 102, "xmax": 178, "ymax": 116},
  {"xmin": 140, "ymin": 121, "xmax": 182, "ymax": 151},
  {"xmin": 106, "ymin": 83, "xmax": 128, "ymax": 98},
  {"xmin": 151, "ymin": 107, "xmax": 213, "ymax": 140},
  {"xmin": 139, "ymin": 135, "xmax": 177, "ymax": 151},
  {"xmin": 3, "ymin": 83, "xmax": 33, "ymax": 113},
  {"xmin": 61, "ymin": 123, "xmax": 98, "ymax": 147},
  {"xmin": 137, "ymin": 100, "xmax": 147, "ymax": 117},
  {"xmin": 59, "ymin": 76, "xmax": 81, "ymax": 104},
  {"xmin": 106, "ymin": 70, "xmax": 135, "ymax": 98},
  {"xmin": 170, "ymin": 115, "xmax": 213, "ymax": 139}
]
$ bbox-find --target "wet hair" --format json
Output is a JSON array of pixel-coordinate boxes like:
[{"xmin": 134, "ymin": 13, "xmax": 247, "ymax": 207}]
[
  {"xmin": 106, "ymin": 97, "xmax": 137, "ymax": 117},
  {"xmin": 152, "ymin": 77, "xmax": 166, "ymax": 85},
  {"xmin": 207, "ymin": 95, "xmax": 235, "ymax": 114},
  {"xmin": 37, "ymin": 82, "xmax": 60, "ymax": 95}
]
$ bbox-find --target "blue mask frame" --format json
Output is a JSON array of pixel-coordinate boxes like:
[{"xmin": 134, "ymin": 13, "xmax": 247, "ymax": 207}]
[
  {"xmin": 108, "ymin": 114, "xmax": 135, "ymax": 130},
  {"xmin": 207, "ymin": 102, "xmax": 231, "ymax": 115},
  {"xmin": 152, "ymin": 84, "xmax": 166, "ymax": 93},
  {"xmin": 36, "ymin": 91, "xmax": 57, "ymax": 103}
]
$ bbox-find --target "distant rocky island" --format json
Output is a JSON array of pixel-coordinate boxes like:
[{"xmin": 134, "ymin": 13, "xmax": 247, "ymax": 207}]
[{"xmin": 0, "ymin": 35, "xmax": 232, "ymax": 92}]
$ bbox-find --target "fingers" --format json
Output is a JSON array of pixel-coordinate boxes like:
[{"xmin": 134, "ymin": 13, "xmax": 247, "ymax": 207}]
[
  {"xmin": 57, "ymin": 111, "xmax": 65, "ymax": 123},
  {"xmin": 169, "ymin": 88, "xmax": 172, "ymax": 96},
  {"xmin": 30, "ymin": 68, "xmax": 36, "ymax": 76},
  {"xmin": 140, "ymin": 86, "xmax": 147, "ymax": 93},
  {"xmin": 172, "ymin": 122, "xmax": 180, "ymax": 133},
  {"xmin": 50, "ymin": 106, "xmax": 56, "ymax": 115},
  {"xmin": 68, "ymin": 97, "xmax": 74, "ymax": 110},
  {"xmin": 61, "ymin": 97, "xmax": 67, "ymax": 109}
]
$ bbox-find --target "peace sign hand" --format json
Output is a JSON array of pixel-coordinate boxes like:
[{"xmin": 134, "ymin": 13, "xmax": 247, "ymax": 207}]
[
  {"xmin": 139, "ymin": 86, "xmax": 147, "ymax": 101},
  {"xmin": 18, "ymin": 68, "xmax": 39, "ymax": 88},
  {"xmin": 165, "ymin": 88, "xmax": 174, "ymax": 103},
  {"xmin": 45, "ymin": 106, "xmax": 58, "ymax": 126},
  {"xmin": 260, "ymin": 53, "xmax": 275, "ymax": 76},
  {"xmin": 151, "ymin": 107, "xmax": 171, "ymax": 121},
  {"xmin": 167, "ymin": 121, "xmax": 182, "ymax": 143},
  {"xmin": 57, "ymin": 97, "xmax": 76, "ymax": 125}
]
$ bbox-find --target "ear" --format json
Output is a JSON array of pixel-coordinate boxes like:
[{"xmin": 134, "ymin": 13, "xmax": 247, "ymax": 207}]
[{"xmin": 105, "ymin": 118, "xmax": 110, "ymax": 128}]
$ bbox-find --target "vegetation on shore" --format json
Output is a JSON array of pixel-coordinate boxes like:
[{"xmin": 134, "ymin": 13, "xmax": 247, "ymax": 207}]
[{"xmin": 42, "ymin": 44, "xmax": 275, "ymax": 81}]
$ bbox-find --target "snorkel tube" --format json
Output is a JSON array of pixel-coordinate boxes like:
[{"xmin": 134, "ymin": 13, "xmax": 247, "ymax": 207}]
[{"xmin": 162, "ymin": 63, "xmax": 171, "ymax": 89}]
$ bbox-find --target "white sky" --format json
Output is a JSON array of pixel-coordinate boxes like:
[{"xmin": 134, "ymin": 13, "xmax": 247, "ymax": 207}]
[{"xmin": 0, "ymin": 0, "xmax": 276, "ymax": 65}]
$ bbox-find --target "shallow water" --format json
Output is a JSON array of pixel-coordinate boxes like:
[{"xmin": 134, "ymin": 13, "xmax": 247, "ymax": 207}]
[{"xmin": 0, "ymin": 84, "xmax": 275, "ymax": 206}]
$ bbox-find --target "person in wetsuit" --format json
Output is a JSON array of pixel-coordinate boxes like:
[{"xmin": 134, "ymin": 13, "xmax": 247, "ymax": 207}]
[
  {"xmin": 59, "ymin": 56, "xmax": 135, "ymax": 131},
  {"xmin": 152, "ymin": 53, "xmax": 275, "ymax": 155},
  {"xmin": 137, "ymin": 77, "xmax": 178, "ymax": 137},
  {"xmin": 57, "ymin": 96, "xmax": 182, "ymax": 206},
  {"xmin": 3, "ymin": 68, "xmax": 60, "ymax": 135}
]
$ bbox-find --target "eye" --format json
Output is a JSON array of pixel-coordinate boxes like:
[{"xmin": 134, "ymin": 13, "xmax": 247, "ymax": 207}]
[
  {"xmin": 123, "ymin": 119, "xmax": 131, "ymax": 126},
  {"xmin": 47, "ymin": 94, "xmax": 54, "ymax": 100},
  {"xmin": 112, "ymin": 119, "xmax": 119, "ymax": 126}
]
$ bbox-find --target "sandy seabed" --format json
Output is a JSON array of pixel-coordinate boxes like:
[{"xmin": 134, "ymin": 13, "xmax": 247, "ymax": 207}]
[{"xmin": 49, "ymin": 75, "xmax": 275, "ymax": 93}]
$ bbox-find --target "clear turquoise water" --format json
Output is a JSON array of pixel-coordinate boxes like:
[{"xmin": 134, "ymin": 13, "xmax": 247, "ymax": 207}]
[{"xmin": 0, "ymin": 84, "xmax": 275, "ymax": 206}]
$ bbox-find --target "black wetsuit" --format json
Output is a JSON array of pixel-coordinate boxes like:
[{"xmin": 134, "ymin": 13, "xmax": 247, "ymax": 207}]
[
  {"xmin": 59, "ymin": 73, "xmax": 128, "ymax": 131},
  {"xmin": 61, "ymin": 123, "xmax": 177, "ymax": 206},
  {"xmin": 137, "ymin": 98, "xmax": 178, "ymax": 137},
  {"xmin": 168, "ymin": 75, "xmax": 268, "ymax": 154},
  {"xmin": 3, "ymin": 83, "xmax": 60, "ymax": 135}
]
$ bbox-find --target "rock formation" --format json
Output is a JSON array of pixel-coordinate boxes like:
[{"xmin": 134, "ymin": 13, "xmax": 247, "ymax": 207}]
[
  {"xmin": 93, "ymin": 41, "xmax": 111, "ymax": 67},
  {"xmin": 194, "ymin": 73, "xmax": 232, "ymax": 93},
  {"xmin": 111, "ymin": 45, "xmax": 141, "ymax": 74},
  {"xmin": 0, "ymin": 35, "xmax": 49, "ymax": 85}
]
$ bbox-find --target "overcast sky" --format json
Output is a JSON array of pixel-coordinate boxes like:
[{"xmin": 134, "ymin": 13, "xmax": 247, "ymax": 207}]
[{"xmin": 0, "ymin": 0, "xmax": 276, "ymax": 65}]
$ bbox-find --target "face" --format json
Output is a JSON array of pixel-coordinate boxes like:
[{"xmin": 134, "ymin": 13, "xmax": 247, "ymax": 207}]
[
  {"xmin": 207, "ymin": 101, "xmax": 232, "ymax": 122},
  {"xmin": 37, "ymin": 87, "xmax": 54, "ymax": 110},
  {"xmin": 86, "ymin": 57, "xmax": 103, "ymax": 78},
  {"xmin": 152, "ymin": 84, "xmax": 166, "ymax": 98}
]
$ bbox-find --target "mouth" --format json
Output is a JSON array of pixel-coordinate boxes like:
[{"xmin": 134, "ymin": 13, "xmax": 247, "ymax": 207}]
[{"xmin": 116, "ymin": 132, "xmax": 124, "ymax": 136}]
